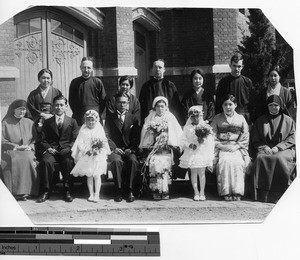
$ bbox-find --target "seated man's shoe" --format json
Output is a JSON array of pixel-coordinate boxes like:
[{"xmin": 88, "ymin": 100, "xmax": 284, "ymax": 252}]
[
  {"xmin": 37, "ymin": 192, "xmax": 49, "ymax": 203},
  {"xmin": 64, "ymin": 191, "xmax": 73, "ymax": 202},
  {"xmin": 127, "ymin": 192, "xmax": 135, "ymax": 203},
  {"xmin": 114, "ymin": 194, "xmax": 123, "ymax": 202}
]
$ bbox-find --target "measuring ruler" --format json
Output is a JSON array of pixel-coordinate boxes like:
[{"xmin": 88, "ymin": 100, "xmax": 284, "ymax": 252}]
[{"xmin": 0, "ymin": 227, "xmax": 160, "ymax": 256}]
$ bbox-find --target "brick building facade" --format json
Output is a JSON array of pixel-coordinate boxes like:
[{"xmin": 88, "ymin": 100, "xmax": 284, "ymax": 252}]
[{"xmin": 0, "ymin": 7, "xmax": 267, "ymax": 116}]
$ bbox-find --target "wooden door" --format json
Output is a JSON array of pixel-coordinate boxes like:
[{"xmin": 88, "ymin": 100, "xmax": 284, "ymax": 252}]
[
  {"xmin": 134, "ymin": 28, "xmax": 150, "ymax": 98},
  {"xmin": 48, "ymin": 13, "xmax": 86, "ymax": 98},
  {"xmin": 14, "ymin": 10, "xmax": 87, "ymax": 100},
  {"xmin": 14, "ymin": 15, "xmax": 46, "ymax": 99}
]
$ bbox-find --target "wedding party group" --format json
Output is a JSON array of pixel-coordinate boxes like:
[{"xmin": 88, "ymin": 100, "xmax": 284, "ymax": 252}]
[{"xmin": 1, "ymin": 52, "xmax": 296, "ymax": 206}]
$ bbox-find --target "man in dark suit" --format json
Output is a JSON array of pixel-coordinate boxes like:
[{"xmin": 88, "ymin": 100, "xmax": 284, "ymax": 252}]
[
  {"xmin": 37, "ymin": 95, "xmax": 79, "ymax": 203},
  {"xmin": 105, "ymin": 93, "xmax": 140, "ymax": 203}
]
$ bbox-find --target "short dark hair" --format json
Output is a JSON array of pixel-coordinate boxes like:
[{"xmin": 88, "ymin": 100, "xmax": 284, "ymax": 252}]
[
  {"xmin": 38, "ymin": 68, "xmax": 53, "ymax": 81},
  {"xmin": 53, "ymin": 94, "xmax": 68, "ymax": 105},
  {"xmin": 190, "ymin": 69, "xmax": 205, "ymax": 83},
  {"xmin": 153, "ymin": 59, "xmax": 165, "ymax": 66},
  {"xmin": 268, "ymin": 65, "xmax": 282, "ymax": 78},
  {"xmin": 222, "ymin": 94, "xmax": 237, "ymax": 105},
  {"xmin": 119, "ymin": 75, "xmax": 134, "ymax": 88},
  {"xmin": 230, "ymin": 52, "xmax": 243, "ymax": 64},
  {"xmin": 115, "ymin": 92, "xmax": 129, "ymax": 101},
  {"xmin": 81, "ymin": 56, "xmax": 94, "ymax": 65}
]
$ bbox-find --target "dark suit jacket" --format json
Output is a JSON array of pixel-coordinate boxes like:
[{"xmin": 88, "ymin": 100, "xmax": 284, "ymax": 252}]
[
  {"xmin": 104, "ymin": 112, "xmax": 140, "ymax": 153},
  {"xmin": 40, "ymin": 115, "xmax": 79, "ymax": 156},
  {"xmin": 106, "ymin": 93, "xmax": 141, "ymax": 124}
]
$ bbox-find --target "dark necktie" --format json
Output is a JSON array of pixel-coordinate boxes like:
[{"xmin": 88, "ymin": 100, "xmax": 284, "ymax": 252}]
[{"xmin": 57, "ymin": 118, "xmax": 63, "ymax": 129}]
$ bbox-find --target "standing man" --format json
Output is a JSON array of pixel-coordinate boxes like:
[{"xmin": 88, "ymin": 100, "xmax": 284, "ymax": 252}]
[
  {"xmin": 139, "ymin": 59, "xmax": 183, "ymax": 125},
  {"xmin": 215, "ymin": 52, "xmax": 254, "ymax": 123},
  {"xmin": 105, "ymin": 93, "xmax": 140, "ymax": 203},
  {"xmin": 69, "ymin": 57, "xmax": 106, "ymax": 126}
]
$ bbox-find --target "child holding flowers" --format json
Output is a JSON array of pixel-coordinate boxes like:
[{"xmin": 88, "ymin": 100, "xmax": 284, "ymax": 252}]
[
  {"xmin": 179, "ymin": 106, "xmax": 214, "ymax": 201},
  {"xmin": 71, "ymin": 110, "xmax": 111, "ymax": 202}
]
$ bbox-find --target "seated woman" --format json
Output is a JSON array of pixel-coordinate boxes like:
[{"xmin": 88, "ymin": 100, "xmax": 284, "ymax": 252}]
[
  {"xmin": 139, "ymin": 96, "xmax": 182, "ymax": 200},
  {"xmin": 250, "ymin": 94, "xmax": 296, "ymax": 203},
  {"xmin": 1, "ymin": 100, "xmax": 39, "ymax": 200},
  {"xmin": 211, "ymin": 94, "xmax": 250, "ymax": 201}
]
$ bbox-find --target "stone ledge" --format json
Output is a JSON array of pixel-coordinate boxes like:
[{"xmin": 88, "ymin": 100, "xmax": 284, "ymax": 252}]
[
  {"xmin": 0, "ymin": 66, "xmax": 19, "ymax": 78},
  {"xmin": 94, "ymin": 67, "xmax": 138, "ymax": 77}
]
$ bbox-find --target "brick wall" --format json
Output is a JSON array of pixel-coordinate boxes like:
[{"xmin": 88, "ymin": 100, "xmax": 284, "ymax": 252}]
[
  {"xmin": 213, "ymin": 9, "xmax": 239, "ymax": 64},
  {"xmin": 98, "ymin": 7, "xmax": 118, "ymax": 69},
  {"xmin": 0, "ymin": 18, "xmax": 17, "ymax": 116},
  {"xmin": 156, "ymin": 8, "xmax": 214, "ymax": 67},
  {"xmin": 116, "ymin": 7, "xmax": 135, "ymax": 67}
]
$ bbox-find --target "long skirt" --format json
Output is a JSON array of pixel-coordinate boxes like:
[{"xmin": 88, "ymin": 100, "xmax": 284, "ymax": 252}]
[
  {"xmin": 216, "ymin": 150, "xmax": 246, "ymax": 196},
  {"xmin": 0, "ymin": 150, "xmax": 39, "ymax": 196},
  {"xmin": 148, "ymin": 153, "xmax": 172, "ymax": 195},
  {"xmin": 251, "ymin": 149, "xmax": 295, "ymax": 201}
]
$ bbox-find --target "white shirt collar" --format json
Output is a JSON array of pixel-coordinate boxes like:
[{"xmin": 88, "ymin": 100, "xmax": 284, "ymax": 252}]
[{"xmin": 55, "ymin": 114, "xmax": 65, "ymax": 123}]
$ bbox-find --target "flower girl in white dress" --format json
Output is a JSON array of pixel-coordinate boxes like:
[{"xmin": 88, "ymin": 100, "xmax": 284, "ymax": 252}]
[
  {"xmin": 71, "ymin": 110, "xmax": 111, "ymax": 202},
  {"xmin": 179, "ymin": 106, "xmax": 214, "ymax": 201}
]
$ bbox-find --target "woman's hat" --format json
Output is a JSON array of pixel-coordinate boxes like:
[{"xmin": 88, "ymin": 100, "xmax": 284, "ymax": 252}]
[
  {"xmin": 188, "ymin": 105, "xmax": 203, "ymax": 117},
  {"xmin": 84, "ymin": 110, "xmax": 99, "ymax": 120},
  {"xmin": 152, "ymin": 96, "xmax": 168, "ymax": 108},
  {"xmin": 266, "ymin": 94, "xmax": 283, "ymax": 108}
]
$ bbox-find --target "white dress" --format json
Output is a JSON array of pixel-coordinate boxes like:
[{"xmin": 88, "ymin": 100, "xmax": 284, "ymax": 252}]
[
  {"xmin": 71, "ymin": 122, "xmax": 110, "ymax": 178},
  {"xmin": 179, "ymin": 123, "xmax": 214, "ymax": 169},
  {"xmin": 139, "ymin": 109, "xmax": 182, "ymax": 195}
]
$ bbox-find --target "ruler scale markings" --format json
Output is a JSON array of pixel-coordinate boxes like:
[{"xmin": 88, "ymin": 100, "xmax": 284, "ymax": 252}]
[
  {"xmin": 73, "ymin": 234, "xmax": 110, "ymax": 239},
  {"xmin": 0, "ymin": 227, "xmax": 160, "ymax": 256}
]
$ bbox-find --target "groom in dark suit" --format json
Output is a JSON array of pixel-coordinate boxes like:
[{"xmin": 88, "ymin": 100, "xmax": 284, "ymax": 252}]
[
  {"xmin": 37, "ymin": 95, "xmax": 79, "ymax": 203},
  {"xmin": 105, "ymin": 93, "xmax": 140, "ymax": 202}
]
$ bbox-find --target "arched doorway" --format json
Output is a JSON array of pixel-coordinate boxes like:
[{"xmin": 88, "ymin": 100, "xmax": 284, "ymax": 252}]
[
  {"xmin": 14, "ymin": 7, "xmax": 88, "ymax": 100},
  {"xmin": 133, "ymin": 23, "xmax": 150, "ymax": 98},
  {"xmin": 132, "ymin": 8, "xmax": 161, "ymax": 98}
]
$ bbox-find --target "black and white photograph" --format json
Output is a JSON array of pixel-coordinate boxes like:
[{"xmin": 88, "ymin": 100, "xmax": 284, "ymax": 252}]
[{"xmin": 0, "ymin": 0, "xmax": 299, "ymax": 259}]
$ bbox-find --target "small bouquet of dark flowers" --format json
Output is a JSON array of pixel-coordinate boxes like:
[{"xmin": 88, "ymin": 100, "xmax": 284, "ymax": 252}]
[
  {"xmin": 195, "ymin": 123, "xmax": 213, "ymax": 144},
  {"xmin": 89, "ymin": 138, "xmax": 104, "ymax": 155}
]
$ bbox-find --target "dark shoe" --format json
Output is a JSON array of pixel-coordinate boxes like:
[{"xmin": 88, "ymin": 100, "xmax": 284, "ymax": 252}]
[
  {"xmin": 64, "ymin": 191, "xmax": 73, "ymax": 202},
  {"xmin": 114, "ymin": 194, "xmax": 123, "ymax": 202},
  {"xmin": 127, "ymin": 192, "xmax": 135, "ymax": 203},
  {"xmin": 153, "ymin": 194, "xmax": 161, "ymax": 200},
  {"xmin": 16, "ymin": 194, "xmax": 29, "ymax": 201},
  {"xmin": 37, "ymin": 192, "xmax": 49, "ymax": 203}
]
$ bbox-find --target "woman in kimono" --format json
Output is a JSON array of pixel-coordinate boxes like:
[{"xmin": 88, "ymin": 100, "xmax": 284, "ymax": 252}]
[
  {"xmin": 1, "ymin": 100, "xmax": 39, "ymax": 200},
  {"xmin": 27, "ymin": 68, "xmax": 62, "ymax": 121},
  {"xmin": 211, "ymin": 94, "xmax": 250, "ymax": 201},
  {"xmin": 181, "ymin": 69, "xmax": 215, "ymax": 123},
  {"xmin": 250, "ymin": 94, "xmax": 296, "ymax": 203},
  {"xmin": 253, "ymin": 66, "xmax": 292, "ymax": 121},
  {"xmin": 139, "ymin": 96, "xmax": 182, "ymax": 200}
]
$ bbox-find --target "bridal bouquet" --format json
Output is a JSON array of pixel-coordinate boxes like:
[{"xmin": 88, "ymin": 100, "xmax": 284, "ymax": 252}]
[{"xmin": 147, "ymin": 118, "xmax": 168, "ymax": 137}]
